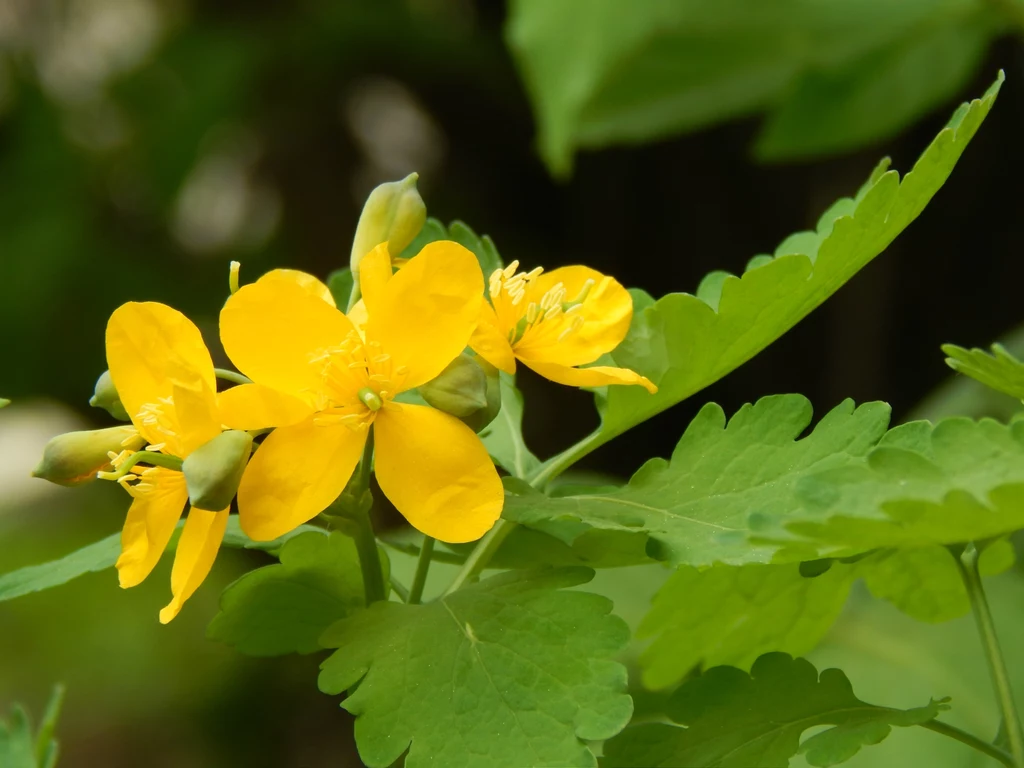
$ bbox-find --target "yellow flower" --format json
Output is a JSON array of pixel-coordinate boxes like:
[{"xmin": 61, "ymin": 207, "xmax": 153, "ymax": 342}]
[
  {"xmin": 219, "ymin": 241, "xmax": 504, "ymax": 544},
  {"xmin": 469, "ymin": 261, "xmax": 657, "ymax": 392},
  {"xmin": 103, "ymin": 302, "xmax": 235, "ymax": 623}
]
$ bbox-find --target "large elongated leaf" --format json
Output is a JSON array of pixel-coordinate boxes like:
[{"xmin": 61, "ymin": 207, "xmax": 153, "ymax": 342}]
[
  {"xmin": 603, "ymin": 653, "xmax": 948, "ymax": 768},
  {"xmin": 506, "ymin": 395, "xmax": 891, "ymax": 566},
  {"xmin": 0, "ymin": 517, "xmax": 321, "ymax": 603},
  {"xmin": 318, "ymin": 568, "xmax": 631, "ymax": 768},
  {"xmin": 529, "ymin": 75, "xmax": 1001, "ymax": 480},
  {"xmin": 508, "ymin": 0, "xmax": 1001, "ymax": 173}
]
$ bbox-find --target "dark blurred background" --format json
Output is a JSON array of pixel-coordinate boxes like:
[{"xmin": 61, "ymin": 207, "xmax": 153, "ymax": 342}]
[{"xmin": 2, "ymin": 1, "xmax": 1023, "ymax": 766}]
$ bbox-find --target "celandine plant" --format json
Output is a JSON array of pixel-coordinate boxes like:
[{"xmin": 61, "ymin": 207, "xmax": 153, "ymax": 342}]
[{"xmin": 7, "ymin": 72, "xmax": 1024, "ymax": 768}]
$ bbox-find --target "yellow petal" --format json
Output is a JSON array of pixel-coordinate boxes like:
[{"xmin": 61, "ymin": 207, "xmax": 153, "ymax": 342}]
[
  {"xmin": 469, "ymin": 302, "xmax": 517, "ymax": 374},
  {"xmin": 374, "ymin": 402, "xmax": 502, "ymax": 543},
  {"xmin": 217, "ymin": 383, "xmax": 313, "ymax": 430},
  {"xmin": 171, "ymin": 378, "xmax": 222, "ymax": 456},
  {"xmin": 516, "ymin": 266, "xmax": 633, "ymax": 367},
  {"xmin": 347, "ymin": 299, "xmax": 368, "ymax": 336},
  {"xmin": 366, "ymin": 241, "xmax": 483, "ymax": 390},
  {"xmin": 256, "ymin": 268, "xmax": 335, "ymax": 307},
  {"xmin": 116, "ymin": 469, "xmax": 188, "ymax": 588},
  {"xmin": 106, "ymin": 302, "xmax": 216, "ymax": 441},
  {"xmin": 237, "ymin": 417, "xmax": 367, "ymax": 541},
  {"xmin": 522, "ymin": 359, "xmax": 657, "ymax": 393},
  {"xmin": 358, "ymin": 242, "xmax": 393, "ymax": 319},
  {"xmin": 159, "ymin": 506, "xmax": 229, "ymax": 623},
  {"xmin": 221, "ymin": 278, "xmax": 357, "ymax": 401}
]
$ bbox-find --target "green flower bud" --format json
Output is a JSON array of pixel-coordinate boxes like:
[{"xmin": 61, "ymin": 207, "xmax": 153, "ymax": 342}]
[
  {"xmin": 420, "ymin": 354, "xmax": 501, "ymax": 433},
  {"xmin": 89, "ymin": 370, "xmax": 130, "ymax": 421},
  {"xmin": 350, "ymin": 172, "xmax": 426, "ymax": 273},
  {"xmin": 182, "ymin": 430, "xmax": 253, "ymax": 511},
  {"xmin": 0, "ymin": 398, "xmax": 9, "ymax": 408},
  {"xmin": 33, "ymin": 426, "xmax": 141, "ymax": 486}
]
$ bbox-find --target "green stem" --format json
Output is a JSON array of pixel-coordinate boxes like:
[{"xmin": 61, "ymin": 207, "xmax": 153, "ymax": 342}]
[
  {"xmin": 389, "ymin": 575, "xmax": 410, "ymax": 603},
  {"xmin": 528, "ymin": 429, "xmax": 604, "ymax": 489},
  {"xmin": 99, "ymin": 450, "xmax": 182, "ymax": 480},
  {"xmin": 408, "ymin": 536, "xmax": 435, "ymax": 604},
  {"xmin": 215, "ymin": 368, "xmax": 252, "ymax": 386},
  {"xmin": 955, "ymin": 543, "xmax": 1024, "ymax": 767},
  {"xmin": 920, "ymin": 719, "xmax": 1014, "ymax": 767},
  {"xmin": 443, "ymin": 519, "xmax": 516, "ymax": 595},
  {"xmin": 352, "ymin": 431, "xmax": 386, "ymax": 605}
]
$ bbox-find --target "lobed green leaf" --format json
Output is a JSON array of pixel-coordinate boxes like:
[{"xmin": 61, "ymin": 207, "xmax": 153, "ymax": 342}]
[
  {"xmin": 399, "ymin": 217, "xmax": 503, "ymax": 275},
  {"xmin": 603, "ymin": 653, "xmax": 948, "ymax": 768},
  {"xmin": 943, "ymin": 341, "xmax": 1024, "ymax": 401},
  {"xmin": 479, "ymin": 373, "xmax": 541, "ymax": 478},
  {"xmin": 318, "ymin": 567, "xmax": 632, "ymax": 768}
]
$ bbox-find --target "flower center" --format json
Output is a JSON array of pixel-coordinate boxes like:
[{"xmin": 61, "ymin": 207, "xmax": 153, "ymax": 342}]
[
  {"xmin": 308, "ymin": 331, "xmax": 409, "ymax": 428},
  {"xmin": 488, "ymin": 260, "xmax": 594, "ymax": 347},
  {"xmin": 96, "ymin": 429, "xmax": 167, "ymax": 496}
]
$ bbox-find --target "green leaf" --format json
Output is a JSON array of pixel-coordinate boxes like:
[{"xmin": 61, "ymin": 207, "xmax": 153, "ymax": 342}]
[
  {"xmin": 603, "ymin": 653, "xmax": 948, "ymax": 768},
  {"xmin": 507, "ymin": 0, "xmax": 1001, "ymax": 174},
  {"xmin": 638, "ymin": 562, "xmax": 857, "ymax": 690},
  {"xmin": 33, "ymin": 685, "xmax": 64, "ymax": 768},
  {"xmin": 505, "ymin": 395, "xmax": 891, "ymax": 566},
  {"xmin": 326, "ymin": 267, "xmax": 353, "ymax": 308},
  {"xmin": 0, "ymin": 398, "xmax": 10, "ymax": 408},
  {"xmin": 942, "ymin": 342, "xmax": 1024, "ymax": 401},
  {"xmin": 207, "ymin": 531, "xmax": 365, "ymax": 656},
  {"xmin": 531, "ymin": 75, "xmax": 1001, "ymax": 475},
  {"xmin": 479, "ymin": 374, "xmax": 540, "ymax": 477},
  {"xmin": 0, "ymin": 705, "xmax": 35, "ymax": 768},
  {"xmin": 318, "ymin": 568, "xmax": 632, "ymax": 768},
  {"xmin": 755, "ymin": 416, "xmax": 1024, "ymax": 560},
  {"xmin": 0, "ymin": 516, "xmax": 321, "ymax": 603},
  {"xmin": 399, "ymin": 217, "xmax": 503, "ymax": 275}
]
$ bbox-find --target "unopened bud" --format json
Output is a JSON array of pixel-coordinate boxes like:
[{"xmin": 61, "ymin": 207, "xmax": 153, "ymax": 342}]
[
  {"xmin": 0, "ymin": 398, "xmax": 9, "ymax": 408},
  {"xmin": 33, "ymin": 426, "xmax": 141, "ymax": 486},
  {"xmin": 350, "ymin": 173, "xmax": 426, "ymax": 274},
  {"xmin": 420, "ymin": 354, "xmax": 501, "ymax": 433},
  {"xmin": 89, "ymin": 370, "xmax": 130, "ymax": 421},
  {"xmin": 182, "ymin": 430, "xmax": 253, "ymax": 511}
]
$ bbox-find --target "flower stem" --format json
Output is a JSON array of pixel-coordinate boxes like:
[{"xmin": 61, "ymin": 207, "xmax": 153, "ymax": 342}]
[
  {"xmin": 214, "ymin": 368, "xmax": 252, "ymax": 386},
  {"xmin": 955, "ymin": 543, "xmax": 1024, "ymax": 767},
  {"xmin": 352, "ymin": 431, "xmax": 386, "ymax": 605},
  {"xmin": 528, "ymin": 429, "xmax": 604, "ymax": 489},
  {"xmin": 920, "ymin": 719, "xmax": 1014, "ymax": 767},
  {"xmin": 443, "ymin": 519, "xmax": 515, "ymax": 595},
  {"xmin": 408, "ymin": 536, "xmax": 435, "ymax": 604},
  {"xmin": 389, "ymin": 575, "xmax": 409, "ymax": 603}
]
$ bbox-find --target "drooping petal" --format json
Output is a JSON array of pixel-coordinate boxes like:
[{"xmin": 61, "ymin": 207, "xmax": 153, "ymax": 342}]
[
  {"xmin": 374, "ymin": 402, "xmax": 502, "ymax": 543},
  {"xmin": 171, "ymin": 378, "xmax": 222, "ymax": 456},
  {"xmin": 256, "ymin": 268, "xmax": 335, "ymax": 307},
  {"xmin": 220, "ymin": 279, "xmax": 357, "ymax": 402},
  {"xmin": 357, "ymin": 242, "xmax": 393, "ymax": 320},
  {"xmin": 522, "ymin": 359, "xmax": 657, "ymax": 393},
  {"xmin": 516, "ymin": 266, "xmax": 634, "ymax": 367},
  {"xmin": 237, "ymin": 417, "xmax": 367, "ymax": 541},
  {"xmin": 159, "ymin": 506, "xmax": 229, "ymax": 623},
  {"xmin": 116, "ymin": 469, "xmax": 188, "ymax": 588},
  {"xmin": 365, "ymin": 241, "xmax": 483, "ymax": 391},
  {"xmin": 106, "ymin": 302, "xmax": 216, "ymax": 438},
  {"xmin": 468, "ymin": 302, "xmax": 517, "ymax": 374},
  {"xmin": 217, "ymin": 383, "xmax": 313, "ymax": 430}
]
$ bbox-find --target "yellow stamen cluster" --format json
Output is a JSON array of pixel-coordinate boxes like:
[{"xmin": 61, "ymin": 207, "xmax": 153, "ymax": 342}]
[
  {"xmin": 308, "ymin": 332, "xmax": 410, "ymax": 429},
  {"xmin": 488, "ymin": 260, "xmax": 595, "ymax": 346},
  {"xmin": 96, "ymin": 430, "xmax": 153, "ymax": 495}
]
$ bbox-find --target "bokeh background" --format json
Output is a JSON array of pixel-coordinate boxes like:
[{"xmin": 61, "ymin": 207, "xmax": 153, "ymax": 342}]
[{"xmin": 3, "ymin": 1, "xmax": 1024, "ymax": 766}]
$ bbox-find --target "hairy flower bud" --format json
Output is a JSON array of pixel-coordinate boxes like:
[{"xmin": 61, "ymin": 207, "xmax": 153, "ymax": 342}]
[
  {"xmin": 350, "ymin": 172, "xmax": 426, "ymax": 275},
  {"xmin": 182, "ymin": 430, "xmax": 253, "ymax": 511},
  {"xmin": 89, "ymin": 370, "xmax": 130, "ymax": 421},
  {"xmin": 420, "ymin": 354, "xmax": 501, "ymax": 433},
  {"xmin": 33, "ymin": 426, "xmax": 141, "ymax": 486}
]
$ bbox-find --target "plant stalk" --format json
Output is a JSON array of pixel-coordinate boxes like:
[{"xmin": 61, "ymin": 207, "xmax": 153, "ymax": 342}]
[
  {"xmin": 444, "ymin": 519, "xmax": 515, "ymax": 595},
  {"xmin": 353, "ymin": 431, "xmax": 386, "ymax": 605},
  {"xmin": 408, "ymin": 536, "xmax": 435, "ymax": 604},
  {"xmin": 920, "ymin": 719, "xmax": 1014, "ymax": 767},
  {"xmin": 955, "ymin": 543, "xmax": 1024, "ymax": 767}
]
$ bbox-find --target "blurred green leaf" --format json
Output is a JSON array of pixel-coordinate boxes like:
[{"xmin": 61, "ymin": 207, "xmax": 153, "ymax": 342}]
[
  {"xmin": 603, "ymin": 653, "xmax": 949, "ymax": 768},
  {"xmin": 33, "ymin": 685, "xmax": 64, "ymax": 768},
  {"xmin": 0, "ymin": 517, "xmax": 320, "ymax": 604},
  {"xmin": 507, "ymin": 0, "xmax": 1001, "ymax": 173},
  {"xmin": 0, "ymin": 705, "xmax": 36, "ymax": 768},
  {"xmin": 207, "ymin": 531, "xmax": 364, "ymax": 656},
  {"xmin": 506, "ymin": 395, "xmax": 891, "ymax": 566},
  {"xmin": 400, "ymin": 217, "xmax": 504, "ymax": 275},
  {"xmin": 0, "ymin": 398, "xmax": 10, "ymax": 408},
  {"xmin": 638, "ymin": 562, "xmax": 857, "ymax": 691},
  {"xmin": 559, "ymin": 74, "xmax": 1001, "ymax": 460},
  {"xmin": 318, "ymin": 567, "xmax": 631, "ymax": 768},
  {"xmin": 754, "ymin": 416, "xmax": 1024, "ymax": 561},
  {"xmin": 326, "ymin": 268, "xmax": 354, "ymax": 308},
  {"xmin": 943, "ymin": 342, "xmax": 1024, "ymax": 402},
  {"xmin": 479, "ymin": 374, "xmax": 540, "ymax": 477}
]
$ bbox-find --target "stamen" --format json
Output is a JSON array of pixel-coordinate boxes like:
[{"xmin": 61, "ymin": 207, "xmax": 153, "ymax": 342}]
[
  {"xmin": 525, "ymin": 303, "xmax": 540, "ymax": 324},
  {"xmin": 502, "ymin": 260, "xmax": 520, "ymax": 279},
  {"xmin": 229, "ymin": 261, "xmax": 241, "ymax": 294}
]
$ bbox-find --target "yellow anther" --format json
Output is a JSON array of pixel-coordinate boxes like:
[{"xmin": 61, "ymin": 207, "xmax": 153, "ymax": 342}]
[
  {"xmin": 525, "ymin": 266, "xmax": 544, "ymax": 280},
  {"xmin": 145, "ymin": 443, "xmax": 166, "ymax": 452},
  {"xmin": 544, "ymin": 304, "xmax": 563, "ymax": 320},
  {"xmin": 502, "ymin": 260, "xmax": 520, "ymax": 279},
  {"xmin": 372, "ymin": 354, "xmax": 391, "ymax": 364},
  {"xmin": 526, "ymin": 302, "xmax": 540, "ymax": 324}
]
